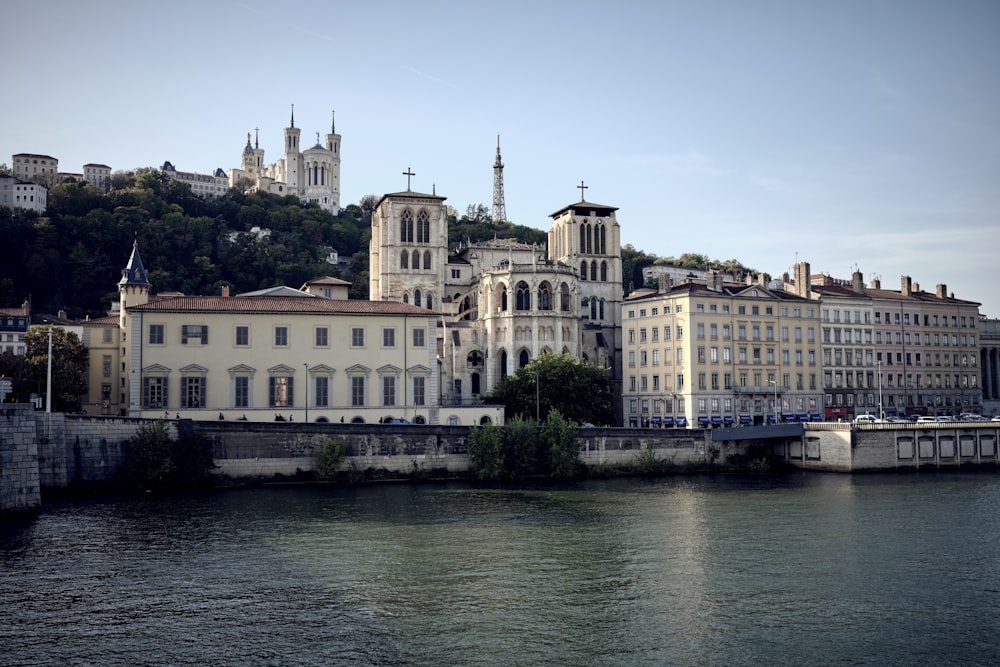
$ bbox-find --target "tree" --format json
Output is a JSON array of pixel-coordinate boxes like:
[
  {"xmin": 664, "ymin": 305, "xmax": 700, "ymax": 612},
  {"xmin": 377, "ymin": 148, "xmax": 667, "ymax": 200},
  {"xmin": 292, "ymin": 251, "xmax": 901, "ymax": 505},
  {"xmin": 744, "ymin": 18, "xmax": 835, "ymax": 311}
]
[
  {"xmin": 118, "ymin": 420, "xmax": 215, "ymax": 491},
  {"xmin": 314, "ymin": 438, "xmax": 346, "ymax": 479},
  {"xmin": 467, "ymin": 421, "xmax": 504, "ymax": 480},
  {"xmin": 485, "ymin": 353, "xmax": 613, "ymax": 426},
  {"xmin": 24, "ymin": 326, "xmax": 88, "ymax": 411},
  {"xmin": 541, "ymin": 409, "xmax": 583, "ymax": 478}
]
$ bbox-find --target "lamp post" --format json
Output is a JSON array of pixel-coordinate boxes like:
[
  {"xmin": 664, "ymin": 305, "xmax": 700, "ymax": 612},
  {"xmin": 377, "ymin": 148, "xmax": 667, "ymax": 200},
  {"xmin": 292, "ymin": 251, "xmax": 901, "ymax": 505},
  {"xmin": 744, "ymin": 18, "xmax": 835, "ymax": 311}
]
[
  {"xmin": 303, "ymin": 363, "xmax": 309, "ymax": 423},
  {"xmin": 769, "ymin": 379, "xmax": 778, "ymax": 425},
  {"xmin": 45, "ymin": 326, "xmax": 53, "ymax": 413}
]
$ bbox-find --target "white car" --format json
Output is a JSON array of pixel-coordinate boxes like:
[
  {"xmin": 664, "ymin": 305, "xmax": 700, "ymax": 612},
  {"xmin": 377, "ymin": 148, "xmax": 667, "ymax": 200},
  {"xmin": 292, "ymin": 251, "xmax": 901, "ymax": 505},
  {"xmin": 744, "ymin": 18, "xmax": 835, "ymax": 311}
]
[{"xmin": 854, "ymin": 414, "xmax": 879, "ymax": 423}]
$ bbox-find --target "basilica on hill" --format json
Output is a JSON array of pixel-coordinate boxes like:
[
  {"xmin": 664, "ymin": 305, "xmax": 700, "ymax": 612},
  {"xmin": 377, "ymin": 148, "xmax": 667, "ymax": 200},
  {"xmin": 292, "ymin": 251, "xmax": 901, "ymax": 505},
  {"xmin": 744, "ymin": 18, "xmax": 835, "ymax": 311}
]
[{"xmin": 227, "ymin": 106, "xmax": 341, "ymax": 214}]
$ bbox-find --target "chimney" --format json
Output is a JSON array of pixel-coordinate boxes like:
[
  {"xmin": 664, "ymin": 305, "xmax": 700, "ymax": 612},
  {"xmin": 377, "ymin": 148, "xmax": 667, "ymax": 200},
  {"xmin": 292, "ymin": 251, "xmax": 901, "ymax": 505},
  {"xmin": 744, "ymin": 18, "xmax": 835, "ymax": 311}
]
[
  {"xmin": 794, "ymin": 262, "xmax": 811, "ymax": 298},
  {"xmin": 58, "ymin": 309, "xmax": 67, "ymax": 319},
  {"xmin": 852, "ymin": 270, "xmax": 864, "ymax": 294},
  {"xmin": 872, "ymin": 278, "xmax": 881, "ymax": 289},
  {"xmin": 658, "ymin": 274, "xmax": 672, "ymax": 294},
  {"xmin": 936, "ymin": 284, "xmax": 947, "ymax": 299},
  {"xmin": 912, "ymin": 282, "xmax": 920, "ymax": 294},
  {"xmin": 21, "ymin": 299, "xmax": 30, "ymax": 316},
  {"xmin": 222, "ymin": 285, "xmax": 231, "ymax": 297},
  {"xmin": 901, "ymin": 275, "xmax": 912, "ymax": 296}
]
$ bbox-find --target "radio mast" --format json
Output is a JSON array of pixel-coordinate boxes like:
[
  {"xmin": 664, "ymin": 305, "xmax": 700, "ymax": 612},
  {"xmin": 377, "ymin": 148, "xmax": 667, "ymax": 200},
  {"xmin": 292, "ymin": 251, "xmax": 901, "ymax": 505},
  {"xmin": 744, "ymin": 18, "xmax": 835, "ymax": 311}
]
[{"xmin": 492, "ymin": 135, "xmax": 507, "ymax": 223}]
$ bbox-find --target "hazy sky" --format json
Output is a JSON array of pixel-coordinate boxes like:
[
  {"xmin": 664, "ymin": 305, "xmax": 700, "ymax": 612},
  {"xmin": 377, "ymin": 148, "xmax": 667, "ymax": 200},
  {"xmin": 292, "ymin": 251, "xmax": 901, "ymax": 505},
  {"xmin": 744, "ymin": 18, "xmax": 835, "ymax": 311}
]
[{"xmin": 3, "ymin": 1, "xmax": 998, "ymax": 315}]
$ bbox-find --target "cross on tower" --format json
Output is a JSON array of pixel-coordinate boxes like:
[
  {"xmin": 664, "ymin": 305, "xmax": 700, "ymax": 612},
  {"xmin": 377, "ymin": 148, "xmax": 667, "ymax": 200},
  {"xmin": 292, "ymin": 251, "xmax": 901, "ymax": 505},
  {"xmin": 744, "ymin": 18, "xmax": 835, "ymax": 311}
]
[
  {"xmin": 577, "ymin": 180, "xmax": 588, "ymax": 201},
  {"xmin": 403, "ymin": 167, "xmax": 415, "ymax": 191}
]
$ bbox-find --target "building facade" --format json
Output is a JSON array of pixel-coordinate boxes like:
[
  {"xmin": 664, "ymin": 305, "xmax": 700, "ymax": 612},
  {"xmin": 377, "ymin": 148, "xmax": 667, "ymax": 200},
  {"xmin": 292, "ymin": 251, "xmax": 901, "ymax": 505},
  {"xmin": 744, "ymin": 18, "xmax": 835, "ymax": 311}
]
[
  {"xmin": 369, "ymin": 182, "xmax": 624, "ymax": 423},
  {"xmin": 981, "ymin": 317, "xmax": 1000, "ymax": 417},
  {"xmin": 0, "ymin": 175, "xmax": 47, "ymax": 213},
  {"xmin": 161, "ymin": 162, "xmax": 229, "ymax": 200},
  {"xmin": 106, "ymin": 243, "xmax": 499, "ymax": 424},
  {"xmin": 622, "ymin": 273, "xmax": 823, "ymax": 428},
  {"xmin": 228, "ymin": 108, "xmax": 341, "ymax": 214},
  {"xmin": 11, "ymin": 153, "xmax": 58, "ymax": 187},
  {"xmin": 0, "ymin": 301, "xmax": 30, "ymax": 355}
]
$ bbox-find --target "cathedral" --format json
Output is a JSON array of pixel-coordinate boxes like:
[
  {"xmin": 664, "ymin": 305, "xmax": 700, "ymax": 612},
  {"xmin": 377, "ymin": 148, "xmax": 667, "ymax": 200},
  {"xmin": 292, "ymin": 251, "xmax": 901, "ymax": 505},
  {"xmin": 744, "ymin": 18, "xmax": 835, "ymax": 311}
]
[
  {"xmin": 369, "ymin": 167, "xmax": 624, "ymax": 423},
  {"xmin": 228, "ymin": 106, "xmax": 341, "ymax": 214}
]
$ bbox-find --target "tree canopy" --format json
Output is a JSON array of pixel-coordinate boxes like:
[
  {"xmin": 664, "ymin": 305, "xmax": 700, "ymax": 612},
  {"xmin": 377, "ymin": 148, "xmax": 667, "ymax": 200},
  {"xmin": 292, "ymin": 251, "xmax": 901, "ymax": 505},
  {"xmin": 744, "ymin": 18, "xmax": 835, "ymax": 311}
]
[
  {"xmin": 485, "ymin": 353, "xmax": 613, "ymax": 426},
  {"xmin": 0, "ymin": 325, "xmax": 87, "ymax": 411}
]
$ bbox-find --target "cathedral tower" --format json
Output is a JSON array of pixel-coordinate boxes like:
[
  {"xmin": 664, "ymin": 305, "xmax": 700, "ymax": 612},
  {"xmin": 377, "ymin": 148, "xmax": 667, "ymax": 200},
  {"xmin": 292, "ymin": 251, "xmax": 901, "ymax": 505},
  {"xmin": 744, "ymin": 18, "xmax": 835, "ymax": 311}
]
[{"xmin": 284, "ymin": 104, "xmax": 301, "ymax": 190}]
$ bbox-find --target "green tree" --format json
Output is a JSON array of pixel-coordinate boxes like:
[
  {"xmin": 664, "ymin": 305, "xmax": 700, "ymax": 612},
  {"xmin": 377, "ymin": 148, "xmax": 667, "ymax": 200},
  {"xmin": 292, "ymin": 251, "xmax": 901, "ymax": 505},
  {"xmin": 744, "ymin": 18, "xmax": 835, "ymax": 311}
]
[
  {"xmin": 485, "ymin": 353, "xmax": 612, "ymax": 426},
  {"xmin": 467, "ymin": 421, "xmax": 504, "ymax": 480},
  {"xmin": 24, "ymin": 326, "xmax": 88, "ymax": 411},
  {"xmin": 501, "ymin": 415, "xmax": 542, "ymax": 478},
  {"xmin": 541, "ymin": 409, "xmax": 583, "ymax": 478},
  {"xmin": 119, "ymin": 420, "xmax": 216, "ymax": 491},
  {"xmin": 314, "ymin": 438, "xmax": 347, "ymax": 479}
]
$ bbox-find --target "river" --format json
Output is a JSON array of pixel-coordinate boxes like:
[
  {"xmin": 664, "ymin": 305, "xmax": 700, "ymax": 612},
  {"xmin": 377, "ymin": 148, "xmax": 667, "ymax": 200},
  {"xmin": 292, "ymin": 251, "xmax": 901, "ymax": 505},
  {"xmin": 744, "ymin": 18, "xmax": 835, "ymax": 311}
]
[{"xmin": 2, "ymin": 472, "xmax": 999, "ymax": 666}]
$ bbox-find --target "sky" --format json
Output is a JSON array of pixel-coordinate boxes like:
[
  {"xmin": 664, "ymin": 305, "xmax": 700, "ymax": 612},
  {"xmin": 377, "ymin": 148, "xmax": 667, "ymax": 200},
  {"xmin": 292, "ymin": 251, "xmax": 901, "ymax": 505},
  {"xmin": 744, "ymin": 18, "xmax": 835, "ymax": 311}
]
[{"xmin": 3, "ymin": 0, "xmax": 998, "ymax": 316}]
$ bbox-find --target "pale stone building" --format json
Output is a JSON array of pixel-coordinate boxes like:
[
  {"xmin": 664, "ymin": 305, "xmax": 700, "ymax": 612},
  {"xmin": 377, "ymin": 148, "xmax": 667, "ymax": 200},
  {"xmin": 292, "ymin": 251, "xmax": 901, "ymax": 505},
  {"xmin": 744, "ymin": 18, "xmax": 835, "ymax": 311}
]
[
  {"xmin": 0, "ymin": 175, "xmax": 47, "ymax": 213},
  {"xmin": 161, "ymin": 162, "xmax": 229, "ymax": 199},
  {"xmin": 11, "ymin": 153, "xmax": 58, "ymax": 187},
  {"xmin": 228, "ymin": 107, "xmax": 341, "ymax": 214},
  {"xmin": 103, "ymin": 242, "xmax": 500, "ymax": 424},
  {"xmin": 369, "ymin": 179, "xmax": 623, "ymax": 423}
]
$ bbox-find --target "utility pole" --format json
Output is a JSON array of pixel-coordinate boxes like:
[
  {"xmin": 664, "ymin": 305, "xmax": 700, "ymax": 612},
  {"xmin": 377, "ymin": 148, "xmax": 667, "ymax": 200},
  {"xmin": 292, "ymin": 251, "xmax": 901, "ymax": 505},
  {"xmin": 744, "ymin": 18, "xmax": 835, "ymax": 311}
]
[
  {"xmin": 46, "ymin": 326, "xmax": 53, "ymax": 413},
  {"xmin": 303, "ymin": 363, "xmax": 309, "ymax": 423}
]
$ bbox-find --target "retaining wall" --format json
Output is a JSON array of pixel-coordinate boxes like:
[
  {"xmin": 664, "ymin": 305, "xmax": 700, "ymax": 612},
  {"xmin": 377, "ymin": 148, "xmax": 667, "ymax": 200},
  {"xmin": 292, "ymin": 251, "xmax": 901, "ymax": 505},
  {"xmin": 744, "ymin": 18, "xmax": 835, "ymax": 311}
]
[{"xmin": 0, "ymin": 404, "xmax": 41, "ymax": 514}]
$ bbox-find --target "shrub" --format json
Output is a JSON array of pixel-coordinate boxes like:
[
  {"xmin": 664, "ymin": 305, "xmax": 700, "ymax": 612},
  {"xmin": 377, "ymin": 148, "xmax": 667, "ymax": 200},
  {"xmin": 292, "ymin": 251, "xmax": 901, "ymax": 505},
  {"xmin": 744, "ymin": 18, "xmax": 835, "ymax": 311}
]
[{"xmin": 314, "ymin": 438, "xmax": 346, "ymax": 479}]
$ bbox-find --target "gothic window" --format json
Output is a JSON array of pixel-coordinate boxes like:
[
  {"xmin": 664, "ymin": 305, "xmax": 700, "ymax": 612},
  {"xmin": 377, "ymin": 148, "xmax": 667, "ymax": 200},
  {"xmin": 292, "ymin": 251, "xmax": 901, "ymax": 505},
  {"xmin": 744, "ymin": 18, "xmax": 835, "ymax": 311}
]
[
  {"xmin": 591, "ymin": 299, "xmax": 598, "ymax": 320},
  {"xmin": 600, "ymin": 261, "xmax": 608, "ymax": 281},
  {"xmin": 586, "ymin": 224, "xmax": 593, "ymax": 254},
  {"xmin": 538, "ymin": 282, "xmax": 552, "ymax": 311},
  {"xmin": 500, "ymin": 350, "xmax": 508, "ymax": 379},
  {"xmin": 414, "ymin": 289, "xmax": 422, "ymax": 307},
  {"xmin": 400, "ymin": 210, "xmax": 414, "ymax": 243},
  {"xmin": 426, "ymin": 293, "xmax": 433, "ymax": 310},
  {"xmin": 519, "ymin": 349, "xmax": 530, "ymax": 368},
  {"xmin": 411, "ymin": 250, "xmax": 420, "ymax": 271},
  {"xmin": 499, "ymin": 285, "xmax": 508, "ymax": 311},
  {"xmin": 403, "ymin": 293, "xmax": 409, "ymax": 304},
  {"xmin": 515, "ymin": 281, "xmax": 531, "ymax": 311},
  {"xmin": 471, "ymin": 372, "xmax": 481, "ymax": 395},
  {"xmin": 560, "ymin": 283, "xmax": 570, "ymax": 312},
  {"xmin": 423, "ymin": 250, "xmax": 431, "ymax": 270},
  {"xmin": 417, "ymin": 209, "xmax": 430, "ymax": 243},
  {"xmin": 580, "ymin": 261, "xmax": 587, "ymax": 280},
  {"xmin": 590, "ymin": 261, "xmax": 597, "ymax": 281},
  {"xmin": 579, "ymin": 225, "xmax": 586, "ymax": 253},
  {"xmin": 400, "ymin": 251, "xmax": 408, "ymax": 269},
  {"xmin": 468, "ymin": 351, "xmax": 484, "ymax": 367},
  {"xmin": 600, "ymin": 298, "xmax": 606, "ymax": 320},
  {"xmin": 598, "ymin": 223, "xmax": 607, "ymax": 254}
]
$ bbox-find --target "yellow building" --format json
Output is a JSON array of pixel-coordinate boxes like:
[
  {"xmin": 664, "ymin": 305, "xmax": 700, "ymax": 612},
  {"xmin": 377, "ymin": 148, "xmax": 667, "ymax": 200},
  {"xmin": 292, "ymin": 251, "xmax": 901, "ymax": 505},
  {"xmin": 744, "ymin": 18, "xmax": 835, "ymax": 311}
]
[
  {"xmin": 107, "ymin": 242, "xmax": 502, "ymax": 425},
  {"xmin": 623, "ymin": 273, "xmax": 822, "ymax": 427}
]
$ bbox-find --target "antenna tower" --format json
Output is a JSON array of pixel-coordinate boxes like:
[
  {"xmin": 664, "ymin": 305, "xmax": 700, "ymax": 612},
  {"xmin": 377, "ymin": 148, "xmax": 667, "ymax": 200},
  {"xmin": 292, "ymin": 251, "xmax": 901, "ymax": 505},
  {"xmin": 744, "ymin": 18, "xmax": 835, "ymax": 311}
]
[{"xmin": 492, "ymin": 135, "xmax": 507, "ymax": 223}]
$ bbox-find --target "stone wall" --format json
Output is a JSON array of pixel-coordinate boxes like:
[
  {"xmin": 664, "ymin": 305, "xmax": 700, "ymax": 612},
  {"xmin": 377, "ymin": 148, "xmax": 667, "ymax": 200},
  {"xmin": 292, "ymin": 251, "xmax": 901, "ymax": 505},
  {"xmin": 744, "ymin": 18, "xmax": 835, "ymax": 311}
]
[
  {"xmin": 0, "ymin": 404, "xmax": 41, "ymax": 514},
  {"xmin": 778, "ymin": 423, "xmax": 1000, "ymax": 471}
]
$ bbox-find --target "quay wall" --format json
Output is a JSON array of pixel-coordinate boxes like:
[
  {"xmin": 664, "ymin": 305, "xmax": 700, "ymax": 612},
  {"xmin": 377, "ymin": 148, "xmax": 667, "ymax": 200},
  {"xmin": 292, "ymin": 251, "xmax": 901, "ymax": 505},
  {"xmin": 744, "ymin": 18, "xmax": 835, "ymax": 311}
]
[{"xmin": 0, "ymin": 405, "xmax": 41, "ymax": 514}]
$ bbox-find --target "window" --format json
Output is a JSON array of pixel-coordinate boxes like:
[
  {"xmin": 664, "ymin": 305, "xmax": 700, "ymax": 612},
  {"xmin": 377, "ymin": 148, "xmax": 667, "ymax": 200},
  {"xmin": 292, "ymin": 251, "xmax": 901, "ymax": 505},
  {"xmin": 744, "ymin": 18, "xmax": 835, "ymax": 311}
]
[
  {"xmin": 142, "ymin": 376, "xmax": 167, "ymax": 409},
  {"xmin": 235, "ymin": 325, "xmax": 249, "ymax": 346},
  {"xmin": 182, "ymin": 376, "xmax": 205, "ymax": 408},
  {"xmin": 413, "ymin": 328, "xmax": 425, "ymax": 347},
  {"xmin": 351, "ymin": 376, "xmax": 365, "ymax": 406},
  {"xmin": 315, "ymin": 376, "xmax": 329, "ymax": 407},
  {"xmin": 383, "ymin": 376, "xmax": 396, "ymax": 406},
  {"xmin": 102, "ymin": 355, "xmax": 112, "ymax": 379},
  {"xmin": 149, "ymin": 324, "xmax": 164, "ymax": 344},
  {"xmin": 272, "ymin": 326, "xmax": 287, "ymax": 347},
  {"xmin": 181, "ymin": 325, "xmax": 208, "ymax": 344},
  {"xmin": 383, "ymin": 327, "xmax": 396, "ymax": 347},
  {"xmin": 315, "ymin": 327, "xmax": 329, "ymax": 347},
  {"xmin": 269, "ymin": 376, "xmax": 293, "ymax": 407},
  {"xmin": 234, "ymin": 376, "xmax": 249, "ymax": 408},
  {"xmin": 413, "ymin": 376, "xmax": 426, "ymax": 406},
  {"xmin": 351, "ymin": 327, "xmax": 365, "ymax": 347}
]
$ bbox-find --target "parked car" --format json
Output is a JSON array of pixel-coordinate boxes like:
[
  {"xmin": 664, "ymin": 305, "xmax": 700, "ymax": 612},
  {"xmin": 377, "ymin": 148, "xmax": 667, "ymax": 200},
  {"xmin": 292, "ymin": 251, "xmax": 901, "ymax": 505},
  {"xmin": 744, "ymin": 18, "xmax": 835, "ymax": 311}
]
[
  {"xmin": 381, "ymin": 417, "xmax": 412, "ymax": 425},
  {"xmin": 916, "ymin": 415, "xmax": 939, "ymax": 423},
  {"xmin": 886, "ymin": 416, "xmax": 911, "ymax": 423},
  {"xmin": 854, "ymin": 414, "xmax": 879, "ymax": 423}
]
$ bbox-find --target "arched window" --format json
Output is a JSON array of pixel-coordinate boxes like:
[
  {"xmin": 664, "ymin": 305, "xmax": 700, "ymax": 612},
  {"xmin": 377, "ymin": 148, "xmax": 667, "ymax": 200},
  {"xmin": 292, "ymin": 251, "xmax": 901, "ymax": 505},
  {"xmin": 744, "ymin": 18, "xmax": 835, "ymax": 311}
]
[
  {"xmin": 426, "ymin": 293, "xmax": 433, "ymax": 309},
  {"xmin": 580, "ymin": 261, "xmax": 588, "ymax": 280},
  {"xmin": 417, "ymin": 209, "xmax": 430, "ymax": 243},
  {"xmin": 590, "ymin": 261, "xmax": 597, "ymax": 281},
  {"xmin": 599, "ymin": 224, "xmax": 607, "ymax": 254},
  {"xmin": 538, "ymin": 282, "xmax": 551, "ymax": 311},
  {"xmin": 579, "ymin": 225, "xmax": 586, "ymax": 253},
  {"xmin": 414, "ymin": 289, "xmax": 422, "ymax": 307},
  {"xmin": 600, "ymin": 260, "xmax": 608, "ymax": 281},
  {"xmin": 400, "ymin": 210, "xmax": 414, "ymax": 243},
  {"xmin": 586, "ymin": 224, "xmax": 593, "ymax": 254},
  {"xmin": 400, "ymin": 251, "xmax": 408, "ymax": 269},
  {"xmin": 403, "ymin": 293, "xmax": 409, "ymax": 304},
  {"xmin": 472, "ymin": 372, "xmax": 481, "ymax": 395},
  {"xmin": 499, "ymin": 285, "xmax": 508, "ymax": 311},
  {"xmin": 519, "ymin": 349, "xmax": 530, "ymax": 368},
  {"xmin": 411, "ymin": 250, "xmax": 420, "ymax": 271},
  {"xmin": 499, "ymin": 350, "xmax": 508, "ymax": 379},
  {"xmin": 515, "ymin": 281, "xmax": 531, "ymax": 311},
  {"xmin": 462, "ymin": 296, "xmax": 472, "ymax": 321},
  {"xmin": 423, "ymin": 250, "xmax": 431, "ymax": 270},
  {"xmin": 560, "ymin": 283, "xmax": 570, "ymax": 311},
  {"xmin": 600, "ymin": 298, "xmax": 605, "ymax": 320},
  {"xmin": 591, "ymin": 299, "xmax": 598, "ymax": 320}
]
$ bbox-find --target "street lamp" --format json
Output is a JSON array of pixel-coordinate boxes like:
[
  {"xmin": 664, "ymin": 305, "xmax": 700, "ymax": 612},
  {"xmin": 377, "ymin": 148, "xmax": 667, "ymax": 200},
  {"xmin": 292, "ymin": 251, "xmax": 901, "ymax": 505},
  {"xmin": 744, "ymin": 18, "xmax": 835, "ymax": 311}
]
[
  {"xmin": 877, "ymin": 360, "xmax": 884, "ymax": 420},
  {"xmin": 303, "ymin": 363, "xmax": 309, "ymax": 423},
  {"xmin": 46, "ymin": 326, "xmax": 53, "ymax": 413},
  {"xmin": 769, "ymin": 380, "xmax": 778, "ymax": 425}
]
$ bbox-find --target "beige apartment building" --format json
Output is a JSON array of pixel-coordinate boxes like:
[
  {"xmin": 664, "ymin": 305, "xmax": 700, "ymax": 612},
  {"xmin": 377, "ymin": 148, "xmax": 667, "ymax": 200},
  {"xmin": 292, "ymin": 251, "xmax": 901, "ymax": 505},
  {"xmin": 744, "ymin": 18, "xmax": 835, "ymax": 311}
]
[
  {"xmin": 622, "ymin": 273, "xmax": 822, "ymax": 428},
  {"xmin": 102, "ymin": 242, "xmax": 502, "ymax": 425}
]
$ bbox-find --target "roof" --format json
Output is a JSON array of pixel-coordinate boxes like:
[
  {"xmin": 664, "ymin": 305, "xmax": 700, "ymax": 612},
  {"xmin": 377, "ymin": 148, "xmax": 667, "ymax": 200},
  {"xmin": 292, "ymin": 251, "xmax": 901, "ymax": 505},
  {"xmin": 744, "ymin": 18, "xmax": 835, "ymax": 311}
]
[
  {"xmin": 13, "ymin": 153, "xmax": 58, "ymax": 161},
  {"xmin": 130, "ymin": 295, "xmax": 436, "ymax": 316},
  {"xmin": 862, "ymin": 287, "xmax": 980, "ymax": 307},
  {"xmin": 237, "ymin": 286, "xmax": 314, "ymax": 298},
  {"xmin": 301, "ymin": 276, "xmax": 351, "ymax": 287},
  {"xmin": 83, "ymin": 315, "xmax": 119, "ymax": 326},
  {"xmin": 83, "ymin": 163, "xmax": 112, "ymax": 169},
  {"xmin": 376, "ymin": 190, "xmax": 447, "ymax": 208},
  {"xmin": 549, "ymin": 200, "xmax": 619, "ymax": 218},
  {"xmin": 118, "ymin": 241, "xmax": 150, "ymax": 287}
]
